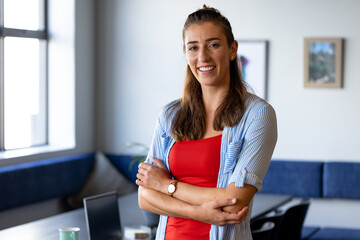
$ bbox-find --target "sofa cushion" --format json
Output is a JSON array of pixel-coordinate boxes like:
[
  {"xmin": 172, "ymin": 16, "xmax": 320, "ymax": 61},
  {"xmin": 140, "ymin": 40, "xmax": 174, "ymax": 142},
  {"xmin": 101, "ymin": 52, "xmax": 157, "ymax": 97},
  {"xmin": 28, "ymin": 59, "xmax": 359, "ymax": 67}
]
[
  {"xmin": 302, "ymin": 226, "xmax": 320, "ymax": 239},
  {"xmin": 309, "ymin": 227, "xmax": 360, "ymax": 240},
  {"xmin": 323, "ymin": 162, "xmax": 360, "ymax": 199},
  {"xmin": 66, "ymin": 152, "xmax": 137, "ymax": 208},
  {"xmin": 0, "ymin": 153, "xmax": 95, "ymax": 211},
  {"xmin": 261, "ymin": 160, "xmax": 323, "ymax": 197},
  {"xmin": 106, "ymin": 154, "xmax": 146, "ymax": 183}
]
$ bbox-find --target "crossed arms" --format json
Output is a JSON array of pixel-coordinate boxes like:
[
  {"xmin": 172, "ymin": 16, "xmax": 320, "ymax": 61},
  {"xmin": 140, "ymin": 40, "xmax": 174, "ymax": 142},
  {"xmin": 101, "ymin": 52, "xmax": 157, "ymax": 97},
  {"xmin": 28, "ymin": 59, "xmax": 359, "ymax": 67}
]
[{"xmin": 136, "ymin": 158, "xmax": 256, "ymax": 226}]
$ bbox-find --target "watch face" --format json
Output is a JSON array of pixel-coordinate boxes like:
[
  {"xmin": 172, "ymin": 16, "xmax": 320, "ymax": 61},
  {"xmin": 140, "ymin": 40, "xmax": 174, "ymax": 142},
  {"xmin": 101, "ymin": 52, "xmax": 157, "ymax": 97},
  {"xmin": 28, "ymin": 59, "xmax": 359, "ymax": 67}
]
[{"xmin": 168, "ymin": 184, "xmax": 175, "ymax": 193}]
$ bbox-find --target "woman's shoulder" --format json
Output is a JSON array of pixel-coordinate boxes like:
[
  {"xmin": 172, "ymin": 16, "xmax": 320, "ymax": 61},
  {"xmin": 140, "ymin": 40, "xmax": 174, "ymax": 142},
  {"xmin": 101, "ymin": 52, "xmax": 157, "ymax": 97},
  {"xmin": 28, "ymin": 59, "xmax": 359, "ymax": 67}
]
[
  {"xmin": 245, "ymin": 92, "xmax": 274, "ymax": 111},
  {"xmin": 164, "ymin": 99, "xmax": 180, "ymax": 112},
  {"xmin": 242, "ymin": 92, "xmax": 276, "ymax": 121},
  {"xmin": 161, "ymin": 99, "xmax": 180, "ymax": 118},
  {"xmin": 156, "ymin": 99, "xmax": 180, "ymax": 129}
]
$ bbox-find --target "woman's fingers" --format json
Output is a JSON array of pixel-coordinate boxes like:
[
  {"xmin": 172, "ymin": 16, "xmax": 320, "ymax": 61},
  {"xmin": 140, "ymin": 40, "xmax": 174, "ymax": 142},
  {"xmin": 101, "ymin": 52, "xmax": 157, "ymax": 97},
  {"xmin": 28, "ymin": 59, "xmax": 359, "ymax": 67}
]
[
  {"xmin": 237, "ymin": 206, "xmax": 249, "ymax": 222},
  {"xmin": 136, "ymin": 160, "xmax": 171, "ymax": 192},
  {"xmin": 135, "ymin": 178, "xmax": 141, "ymax": 186},
  {"xmin": 151, "ymin": 158, "xmax": 167, "ymax": 170},
  {"xmin": 208, "ymin": 198, "xmax": 237, "ymax": 209},
  {"xmin": 138, "ymin": 162, "xmax": 149, "ymax": 169},
  {"xmin": 215, "ymin": 209, "xmax": 248, "ymax": 226}
]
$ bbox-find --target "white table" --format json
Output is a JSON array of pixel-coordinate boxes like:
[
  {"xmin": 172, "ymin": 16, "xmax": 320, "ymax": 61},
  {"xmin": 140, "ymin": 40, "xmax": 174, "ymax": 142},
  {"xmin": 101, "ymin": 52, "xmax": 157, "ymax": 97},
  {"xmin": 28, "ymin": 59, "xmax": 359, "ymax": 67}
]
[{"xmin": 0, "ymin": 192, "xmax": 292, "ymax": 240}]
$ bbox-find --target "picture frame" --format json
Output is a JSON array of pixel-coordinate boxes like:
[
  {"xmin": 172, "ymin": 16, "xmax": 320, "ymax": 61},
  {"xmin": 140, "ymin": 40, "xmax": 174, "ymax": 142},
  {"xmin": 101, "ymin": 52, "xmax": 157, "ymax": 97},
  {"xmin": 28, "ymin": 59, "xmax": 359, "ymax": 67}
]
[
  {"xmin": 236, "ymin": 40, "xmax": 268, "ymax": 100},
  {"xmin": 304, "ymin": 38, "xmax": 344, "ymax": 88}
]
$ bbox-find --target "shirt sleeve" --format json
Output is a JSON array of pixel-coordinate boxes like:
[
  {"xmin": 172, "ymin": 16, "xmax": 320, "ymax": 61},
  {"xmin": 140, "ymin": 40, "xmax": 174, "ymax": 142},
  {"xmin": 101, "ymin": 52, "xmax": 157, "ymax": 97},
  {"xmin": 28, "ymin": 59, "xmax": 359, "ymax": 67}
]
[
  {"xmin": 145, "ymin": 108, "xmax": 170, "ymax": 166},
  {"xmin": 229, "ymin": 103, "xmax": 278, "ymax": 191}
]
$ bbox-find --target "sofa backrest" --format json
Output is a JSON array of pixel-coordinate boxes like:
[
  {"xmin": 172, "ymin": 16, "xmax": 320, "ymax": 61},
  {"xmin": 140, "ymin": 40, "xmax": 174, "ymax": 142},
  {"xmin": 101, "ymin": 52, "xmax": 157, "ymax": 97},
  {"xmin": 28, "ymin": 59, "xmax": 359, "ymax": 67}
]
[
  {"xmin": 0, "ymin": 153, "xmax": 95, "ymax": 211},
  {"xmin": 323, "ymin": 161, "xmax": 360, "ymax": 199},
  {"xmin": 261, "ymin": 160, "xmax": 323, "ymax": 198},
  {"xmin": 105, "ymin": 154, "xmax": 143, "ymax": 183},
  {"xmin": 105, "ymin": 154, "xmax": 360, "ymax": 200}
]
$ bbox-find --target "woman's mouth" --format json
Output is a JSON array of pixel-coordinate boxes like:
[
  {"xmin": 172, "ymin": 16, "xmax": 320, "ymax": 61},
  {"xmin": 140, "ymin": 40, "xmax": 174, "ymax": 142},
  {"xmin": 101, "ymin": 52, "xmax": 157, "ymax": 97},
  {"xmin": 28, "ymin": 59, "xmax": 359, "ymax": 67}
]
[{"xmin": 198, "ymin": 65, "xmax": 216, "ymax": 72}]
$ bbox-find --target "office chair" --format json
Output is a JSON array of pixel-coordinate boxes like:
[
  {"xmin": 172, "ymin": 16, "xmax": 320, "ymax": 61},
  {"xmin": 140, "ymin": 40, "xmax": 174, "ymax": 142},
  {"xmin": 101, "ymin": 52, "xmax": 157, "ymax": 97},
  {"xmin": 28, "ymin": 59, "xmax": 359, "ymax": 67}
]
[
  {"xmin": 251, "ymin": 211, "xmax": 285, "ymax": 240},
  {"xmin": 251, "ymin": 221, "xmax": 275, "ymax": 240},
  {"xmin": 277, "ymin": 199, "xmax": 310, "ymax": 240}
]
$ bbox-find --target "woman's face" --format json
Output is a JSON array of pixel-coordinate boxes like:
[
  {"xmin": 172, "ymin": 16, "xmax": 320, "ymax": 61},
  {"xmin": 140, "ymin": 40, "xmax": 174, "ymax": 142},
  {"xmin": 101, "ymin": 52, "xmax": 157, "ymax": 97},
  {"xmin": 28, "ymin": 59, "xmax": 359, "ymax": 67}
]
[{"xmin": 184, "ymin": 21, "xmax": 237, "ymax": 89}]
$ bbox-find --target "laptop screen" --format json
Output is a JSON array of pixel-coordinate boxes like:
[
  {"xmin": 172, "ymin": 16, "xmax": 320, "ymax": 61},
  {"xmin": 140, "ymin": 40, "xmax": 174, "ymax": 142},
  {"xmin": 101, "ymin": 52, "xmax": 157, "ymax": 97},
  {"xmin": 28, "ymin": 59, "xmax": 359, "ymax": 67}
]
[{"xmin": 83, "ymin": 191, "xmax": 122, "ymax": 240}]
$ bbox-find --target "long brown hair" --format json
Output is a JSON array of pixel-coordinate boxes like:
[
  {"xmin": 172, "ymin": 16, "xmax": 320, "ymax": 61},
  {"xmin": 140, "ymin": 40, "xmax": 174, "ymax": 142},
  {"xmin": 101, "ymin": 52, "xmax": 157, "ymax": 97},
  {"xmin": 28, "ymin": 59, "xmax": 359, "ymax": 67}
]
[{"xmin": 167, "ymin": 5, "xmax": 247, "ymax": 142}]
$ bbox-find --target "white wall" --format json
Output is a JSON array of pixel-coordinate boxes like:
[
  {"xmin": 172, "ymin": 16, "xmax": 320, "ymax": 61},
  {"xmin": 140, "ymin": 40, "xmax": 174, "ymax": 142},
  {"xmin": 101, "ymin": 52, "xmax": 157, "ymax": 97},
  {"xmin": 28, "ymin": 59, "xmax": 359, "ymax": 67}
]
[
  {"xmin": 0, "ymin": 0, "xmax": 95, "ymax": 166},
  {"xmin": 96, "ymin": 0, "xmax": 360, "ymax": 162},
  {"xmin": 74, "ymin": 0, "xmax": 95, "ymax": 153}
]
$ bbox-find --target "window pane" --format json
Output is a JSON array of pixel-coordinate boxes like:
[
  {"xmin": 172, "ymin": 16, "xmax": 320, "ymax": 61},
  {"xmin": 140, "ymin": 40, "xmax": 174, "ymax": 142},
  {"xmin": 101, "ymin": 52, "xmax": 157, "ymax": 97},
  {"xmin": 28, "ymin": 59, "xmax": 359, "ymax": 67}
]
[
  {"xmin": 4, "ymin": 0, "xmax": 43, "ymax": 30},
  {"xmin": 4, "ymin": 37, "xmax": 47, "ymax": 150}
]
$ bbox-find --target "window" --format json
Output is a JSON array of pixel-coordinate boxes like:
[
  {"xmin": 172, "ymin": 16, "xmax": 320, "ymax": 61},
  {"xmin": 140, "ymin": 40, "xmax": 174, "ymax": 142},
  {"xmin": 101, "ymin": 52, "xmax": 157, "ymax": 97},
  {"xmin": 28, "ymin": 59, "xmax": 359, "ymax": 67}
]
[{"xmin": 0, "ymin": 0, "xmax": 48, "ymax": 150}]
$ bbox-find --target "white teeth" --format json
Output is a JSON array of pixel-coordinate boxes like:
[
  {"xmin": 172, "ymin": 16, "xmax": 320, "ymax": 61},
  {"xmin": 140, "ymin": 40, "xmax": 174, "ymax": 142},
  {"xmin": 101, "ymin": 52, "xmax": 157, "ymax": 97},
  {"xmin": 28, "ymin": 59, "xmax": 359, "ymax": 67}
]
[{"xmin": 199, "ymin": 66, "xmax": 215, "ymax": 71}]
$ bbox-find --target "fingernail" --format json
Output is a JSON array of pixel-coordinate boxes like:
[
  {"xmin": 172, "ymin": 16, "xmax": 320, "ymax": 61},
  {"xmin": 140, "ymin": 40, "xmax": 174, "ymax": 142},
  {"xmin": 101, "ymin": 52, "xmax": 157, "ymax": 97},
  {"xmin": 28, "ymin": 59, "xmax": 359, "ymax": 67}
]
[{"xmin": 232, "ymin": 198, "xmax": 236, "ymax": 203}]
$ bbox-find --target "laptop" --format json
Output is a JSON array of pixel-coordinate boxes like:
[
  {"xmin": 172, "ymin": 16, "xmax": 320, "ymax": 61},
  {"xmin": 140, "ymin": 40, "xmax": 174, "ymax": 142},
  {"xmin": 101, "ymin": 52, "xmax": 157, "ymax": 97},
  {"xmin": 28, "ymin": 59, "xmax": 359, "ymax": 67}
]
[{"xmin": 83, "ymin": 191, "xmax": 122, "ymax": 240}]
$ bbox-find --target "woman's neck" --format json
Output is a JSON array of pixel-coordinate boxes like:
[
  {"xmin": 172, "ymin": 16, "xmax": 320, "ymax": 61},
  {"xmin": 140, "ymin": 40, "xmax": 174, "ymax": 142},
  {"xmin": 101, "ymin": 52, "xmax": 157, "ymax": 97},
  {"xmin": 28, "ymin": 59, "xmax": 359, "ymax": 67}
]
[
  {"xmin": 200, "ymin": 84, "xmax": 229, "ymax": 139},
  {"xmin": 201, "ymin": 84, "xmax": 229, "ymax": 113}
]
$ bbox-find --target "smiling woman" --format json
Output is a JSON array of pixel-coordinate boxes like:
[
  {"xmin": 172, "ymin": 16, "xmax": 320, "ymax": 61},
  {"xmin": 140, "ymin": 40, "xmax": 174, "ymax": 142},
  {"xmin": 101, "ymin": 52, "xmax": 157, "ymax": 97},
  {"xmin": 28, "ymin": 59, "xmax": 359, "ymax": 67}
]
[
  {"xmin": 136, "ymin": 5, "xmax": 277, "ymax": 240},
  {"xmin": 185, "ymin": 22, "xmax": 237, "ymax": 91}
]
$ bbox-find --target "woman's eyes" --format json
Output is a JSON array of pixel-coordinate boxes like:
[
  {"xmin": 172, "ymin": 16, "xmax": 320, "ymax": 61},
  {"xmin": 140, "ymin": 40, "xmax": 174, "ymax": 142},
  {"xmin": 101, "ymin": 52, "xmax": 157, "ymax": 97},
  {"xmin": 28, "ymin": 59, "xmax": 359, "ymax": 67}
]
[
  {"xmin": 188, "ymin": 46, "xmax": 197, "ymax": 51},
  {"xmin": 209, "ymin": 43, "xmax": 219, "ymax": 48},
  {"xmin": 187, "ymin": 43, "xmax": 219, "ymax": 51}
]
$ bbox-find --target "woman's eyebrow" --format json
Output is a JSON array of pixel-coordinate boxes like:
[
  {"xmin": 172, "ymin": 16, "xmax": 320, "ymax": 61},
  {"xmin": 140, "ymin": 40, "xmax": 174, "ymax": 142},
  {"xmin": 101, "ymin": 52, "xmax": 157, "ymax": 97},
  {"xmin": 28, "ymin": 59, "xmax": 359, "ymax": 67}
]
[
  {"xmin": 205, "ymin": 37, "xmax": 221, "ymax": 42},
  {"xmin": 186, "ymin": 37, "xmax": 221, "ymax": 45},
  {"xmin": 186, "ymin": 40, "xmax": 198, "ymax": 45}
]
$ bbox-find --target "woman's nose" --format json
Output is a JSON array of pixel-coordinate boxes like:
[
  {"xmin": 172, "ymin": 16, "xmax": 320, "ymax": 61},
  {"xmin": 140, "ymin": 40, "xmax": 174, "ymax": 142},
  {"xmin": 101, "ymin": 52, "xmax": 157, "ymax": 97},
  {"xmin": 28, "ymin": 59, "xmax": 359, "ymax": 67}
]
[{"xmin": 198, "ymin": 48, "xmax": 210, "ymax": 62}]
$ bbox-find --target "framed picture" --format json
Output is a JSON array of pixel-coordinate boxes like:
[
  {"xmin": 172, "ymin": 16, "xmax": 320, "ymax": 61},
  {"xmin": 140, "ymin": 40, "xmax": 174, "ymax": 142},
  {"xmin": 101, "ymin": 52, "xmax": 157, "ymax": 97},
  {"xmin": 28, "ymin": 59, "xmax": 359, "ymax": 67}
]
[
  {"xmin": 304, "ymin": 38, "xmax": 344, "ymax": 88},
  {"xmin": 236, "ymin": 40, "xmax": 268, "ymax": 100}
]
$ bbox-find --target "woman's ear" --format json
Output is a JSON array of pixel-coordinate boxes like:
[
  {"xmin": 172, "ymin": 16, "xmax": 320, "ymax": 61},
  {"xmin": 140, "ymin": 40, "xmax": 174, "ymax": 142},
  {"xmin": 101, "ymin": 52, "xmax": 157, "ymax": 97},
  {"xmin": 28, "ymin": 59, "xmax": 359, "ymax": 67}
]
[{"xmin": 230, "ymin": 40, "xmax": 238, "ymax": 60}]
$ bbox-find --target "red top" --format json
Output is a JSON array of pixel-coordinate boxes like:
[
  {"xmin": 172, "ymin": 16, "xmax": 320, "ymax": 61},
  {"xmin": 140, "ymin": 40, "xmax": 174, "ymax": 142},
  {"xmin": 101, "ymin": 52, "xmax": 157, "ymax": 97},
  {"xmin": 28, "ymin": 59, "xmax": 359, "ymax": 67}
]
[{"xmin": 165, "ymin": 134, "xmax": 222, "ymax": 240}]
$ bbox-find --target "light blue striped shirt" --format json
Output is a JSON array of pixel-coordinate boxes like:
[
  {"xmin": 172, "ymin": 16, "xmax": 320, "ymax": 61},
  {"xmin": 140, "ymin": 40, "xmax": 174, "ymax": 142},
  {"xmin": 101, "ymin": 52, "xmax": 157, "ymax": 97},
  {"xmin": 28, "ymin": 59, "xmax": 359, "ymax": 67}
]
[{"xmin": 145, "ymin": 93, "xmax": 277, "ymax": 240}]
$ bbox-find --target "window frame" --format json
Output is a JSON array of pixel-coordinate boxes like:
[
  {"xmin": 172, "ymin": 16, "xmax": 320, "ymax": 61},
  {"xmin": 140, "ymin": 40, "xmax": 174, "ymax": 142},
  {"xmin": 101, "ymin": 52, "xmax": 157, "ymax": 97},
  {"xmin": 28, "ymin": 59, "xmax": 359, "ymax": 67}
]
[{"xmin": 0, "ymin": 0, "xmax": 49, "ymax": 151}]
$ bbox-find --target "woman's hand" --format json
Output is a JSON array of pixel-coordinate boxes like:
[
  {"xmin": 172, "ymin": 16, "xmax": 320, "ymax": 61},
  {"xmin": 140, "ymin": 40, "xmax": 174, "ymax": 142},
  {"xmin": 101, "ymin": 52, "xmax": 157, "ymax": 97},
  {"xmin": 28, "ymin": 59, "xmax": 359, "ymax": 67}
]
[
  {"xmin": 136, "ymin": 158, "xmax": 172, "ymax": 193},
  {"xmin": 194, "ymin": 198, "xmax": 249, "ymax": 226}
]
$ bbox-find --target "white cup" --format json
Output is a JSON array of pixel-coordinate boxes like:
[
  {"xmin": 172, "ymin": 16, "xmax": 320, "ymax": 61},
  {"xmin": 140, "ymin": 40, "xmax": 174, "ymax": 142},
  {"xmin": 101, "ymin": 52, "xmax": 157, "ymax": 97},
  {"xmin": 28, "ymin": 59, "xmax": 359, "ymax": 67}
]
[{"xmin": 58, "ymin": 227, "xmax": 80, "ymax": 240}]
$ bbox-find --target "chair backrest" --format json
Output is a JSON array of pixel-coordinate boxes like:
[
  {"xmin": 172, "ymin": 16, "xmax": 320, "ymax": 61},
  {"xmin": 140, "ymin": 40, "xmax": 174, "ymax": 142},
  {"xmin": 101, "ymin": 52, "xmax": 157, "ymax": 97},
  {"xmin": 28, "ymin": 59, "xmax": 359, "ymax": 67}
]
[
  {"xmin": 277, "ymin": 199, "xmax": 310, "ymax": 240},
  {"xmin": 252, "ymin": 221, "xmax": 275, "ymax": 240},
  {"xmin": 251, "ymin": 211, "xmax": 285, "ymax": 240}
]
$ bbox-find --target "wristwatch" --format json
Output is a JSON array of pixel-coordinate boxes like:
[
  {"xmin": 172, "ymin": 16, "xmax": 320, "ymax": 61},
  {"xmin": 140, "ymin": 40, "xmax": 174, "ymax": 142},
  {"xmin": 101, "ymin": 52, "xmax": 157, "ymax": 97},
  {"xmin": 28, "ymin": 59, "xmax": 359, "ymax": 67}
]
[{"xmin": 167, "ymin": 180, "xmax": 179, "ymax": 197}]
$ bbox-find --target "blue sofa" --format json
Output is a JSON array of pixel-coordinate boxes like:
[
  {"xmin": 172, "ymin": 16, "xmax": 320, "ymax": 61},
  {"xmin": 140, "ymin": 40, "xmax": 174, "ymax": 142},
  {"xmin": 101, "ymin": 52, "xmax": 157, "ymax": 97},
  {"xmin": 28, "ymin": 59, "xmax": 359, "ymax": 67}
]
[
  {"xmin": 106, "ymin": 154, "xmax": 140, "ymax": 183},
  {"xmin": 0, "ymin": 153, "xmax": 95, "ymax": 212},
  {"xmin": 0, "ymin": 152, "xmax": 141, "ymax": 230},
  {"xmin": 1, "ymin": 153, "xmax": 359, "ymax": 240},
  {"xmin": 0, "ymin": 153, "xmax": 96, "ymax": 229},
  {"xmin": 262, "ymin": 160, "xmax": 360, "ymax": 240}
]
